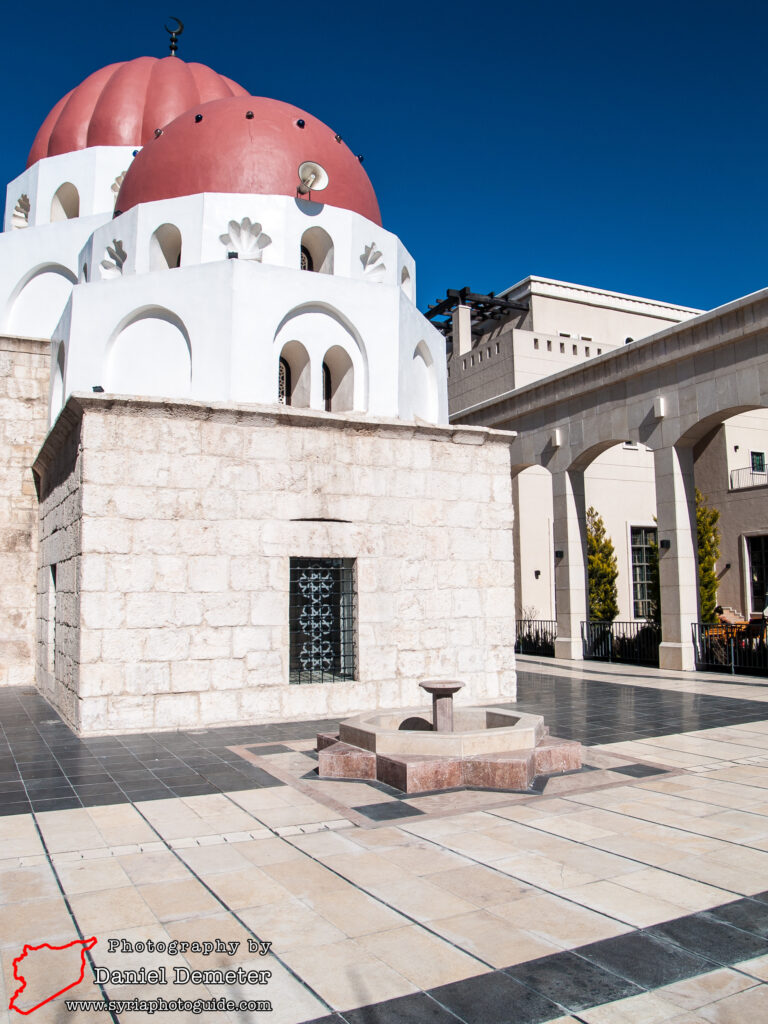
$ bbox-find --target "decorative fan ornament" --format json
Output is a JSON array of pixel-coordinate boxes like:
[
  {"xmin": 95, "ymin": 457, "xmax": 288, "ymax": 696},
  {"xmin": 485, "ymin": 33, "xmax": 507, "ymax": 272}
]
[
  {"xmin": 219, "ymin": 218, "xmax": 272, "ymax": 261},
  {"xmin": 100, "ymin": 239, "xmax": 127, "ymax": 279},
  {"xmin": 111, "ymin": 171, "xmax": 127, "ymax": 196},
  {"xmin": 12, "ymin": 194, "xmax": 30, "ymax": 229},
  {"xmin": 360, "ymin": 241, "xmax": 386, "ymax": 281}
]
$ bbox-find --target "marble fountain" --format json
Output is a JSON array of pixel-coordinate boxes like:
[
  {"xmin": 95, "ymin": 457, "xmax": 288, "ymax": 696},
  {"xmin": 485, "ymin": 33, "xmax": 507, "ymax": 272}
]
[{"xmin": 317, "ymin": 681, "xmax": 582, "ymax": 793}]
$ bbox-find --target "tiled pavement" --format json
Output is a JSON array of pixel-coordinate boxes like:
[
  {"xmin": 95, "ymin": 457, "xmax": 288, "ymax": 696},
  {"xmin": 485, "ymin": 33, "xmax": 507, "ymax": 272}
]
[{"xmin": 2, "ymin": 663, "xmax": 768, "ymax": 1023}]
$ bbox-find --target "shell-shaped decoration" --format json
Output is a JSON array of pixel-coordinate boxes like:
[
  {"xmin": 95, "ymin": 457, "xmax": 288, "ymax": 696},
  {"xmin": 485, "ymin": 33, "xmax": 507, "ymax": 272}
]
[
  {"xmin": 360, "ymin": 241, "xmax": 386, "ymax": 281},
  {"xmin": 12, "ymin": 194, "xmax": 30, "ymax": 229},
  {"xmin": 100, "ymin": 239, "xmax": 127, "ymax": 279},
  {"xmin": 219, "ymin": 217, "xmax": 272, "ymax": 261},
  {"xmin": 111, "ymin": 171, "xmax": 127, "ymax": 196}
]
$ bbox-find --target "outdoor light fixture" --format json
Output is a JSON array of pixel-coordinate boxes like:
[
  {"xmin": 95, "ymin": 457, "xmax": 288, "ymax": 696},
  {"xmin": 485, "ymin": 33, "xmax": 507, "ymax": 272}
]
[
  {"xmin": 660, "ymin": 539, "xmax": 671, "ymax": 550},
  {"xmin": 227, "ymin": 252, "xmax": 238, "ymax": 259},
  {"xmin": 534, "ymin": 570, "xmax": 541, "ymax": 579},
  {"xmin": 554, "ymin": 550, "xmax": 564, "ymax": 559}
]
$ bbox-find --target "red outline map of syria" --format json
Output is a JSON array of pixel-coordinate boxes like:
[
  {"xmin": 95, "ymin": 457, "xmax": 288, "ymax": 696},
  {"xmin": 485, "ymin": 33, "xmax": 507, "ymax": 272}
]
[{"xmin": 9, "ymin": 937, "xmax": 97, "ymax": 1015}]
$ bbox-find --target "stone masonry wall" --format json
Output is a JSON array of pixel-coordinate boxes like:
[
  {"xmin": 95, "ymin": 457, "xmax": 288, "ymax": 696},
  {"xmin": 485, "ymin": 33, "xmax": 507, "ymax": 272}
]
[
  {"xmin": 35, "ymin": 396, "xmax": 516, "ymax": 735},
  {"xmin": 0, "ymin": 336, "xmax": 50, "ymax": 686}
]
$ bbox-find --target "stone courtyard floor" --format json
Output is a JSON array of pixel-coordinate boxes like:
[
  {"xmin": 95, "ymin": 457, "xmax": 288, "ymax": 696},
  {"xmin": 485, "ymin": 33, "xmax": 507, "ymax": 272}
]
[{"xmin": 2, "ymin": 660, "xmax": 768, "ymax": 1023}]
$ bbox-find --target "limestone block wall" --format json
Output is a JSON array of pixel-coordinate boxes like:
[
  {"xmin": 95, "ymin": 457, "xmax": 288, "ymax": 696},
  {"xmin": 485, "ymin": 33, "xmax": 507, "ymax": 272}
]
[
  {"xmin": 0, "ymin": 336, "xmax": 50, "ymax": 685},
  {"xmin": 34, "ymin": 396, "xmax": 516, "ymax": 735}
]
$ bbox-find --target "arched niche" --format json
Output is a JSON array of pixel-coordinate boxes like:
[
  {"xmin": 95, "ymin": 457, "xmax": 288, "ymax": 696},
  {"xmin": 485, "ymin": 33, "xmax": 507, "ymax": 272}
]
[
  {"xmin": 300, "ymin": 226, "xmax": 334, "ymax": 275},
  {"xmin": 278, "ymin": 340, "xmax": 310, "ymax": 408},
  {"xmin": 150, "ymin": 224, "xmax": 182, "ymax": 271},
  {"xmin": 51, "ymin": 343, "xmax": 65, "ymax": 416},
  {"xmin": 106, "ymin": 310, "xmax": 191, "ymax": 398},
  {"xmin": 273, "ymin": 304, "xmax": 367, "ymax": 412},
  {"xmin": 50, "ymin": 183, "xmax": 80, "ymax": 222},
  {"xmin": 401, "ymin": 266, "xmax": 414, "ymax": 301},
  {"xmin": 410, "ymin": 341, "xmax": 438, "ymax": 423},
  {"xmin": 322, "ymin": 345, "xmax": 354, "ymax": 412},
  {"xmin": 7, "ymin": 265, "xmax": 76, "ymax": 338}
]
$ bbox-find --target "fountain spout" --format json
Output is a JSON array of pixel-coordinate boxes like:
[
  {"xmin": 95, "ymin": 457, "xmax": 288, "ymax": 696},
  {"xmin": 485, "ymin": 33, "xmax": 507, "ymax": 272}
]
[{"xmin": 419, "ymin": 679, "xmax": 465, "ymax": 732}]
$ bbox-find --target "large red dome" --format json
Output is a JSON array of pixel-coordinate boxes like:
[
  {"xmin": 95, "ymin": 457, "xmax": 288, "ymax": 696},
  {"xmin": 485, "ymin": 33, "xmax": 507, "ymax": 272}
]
[
  {"xmin": 115, "ymin": 96, "xmax": 382, "ymax": 226},
  {"xmin": 27, "ymin": 57, "xmax": 248, "ymax": 168}
]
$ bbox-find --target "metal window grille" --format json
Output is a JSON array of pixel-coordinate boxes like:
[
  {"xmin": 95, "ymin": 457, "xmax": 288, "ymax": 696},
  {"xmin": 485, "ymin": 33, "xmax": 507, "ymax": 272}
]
[
  {"xmin": 289, "ymin": 558, "xmax": 355, "ymax": 683},
  {"xmin": 278, "ymin": 357, "xmax": 291, "ymax": 405},
  {"xmin": 751, "ymin": 451, "xmax": 766, "ymax": 473},
  {"xmin": 300, "ymin": 245, "xmax": 314, "ymax": 272},
  {"xmin": 631, "ymin": 526, "xmax": 657, "ymax": 619},
  {"xmin": 748, "ymin": 535, "xmax": 768, "ymax": 615}
]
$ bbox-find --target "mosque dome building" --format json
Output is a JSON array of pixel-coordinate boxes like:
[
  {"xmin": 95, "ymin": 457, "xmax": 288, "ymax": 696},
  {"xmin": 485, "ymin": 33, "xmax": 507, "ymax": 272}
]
[{"xmin": 0, "ymin": 39, "xmax": 514, "ymax": 733}]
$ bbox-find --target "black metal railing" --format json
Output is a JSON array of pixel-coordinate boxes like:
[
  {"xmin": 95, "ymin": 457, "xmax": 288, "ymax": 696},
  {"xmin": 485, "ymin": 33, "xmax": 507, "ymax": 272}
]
[
  {"xmin": 692, "ymin": 621, "xmax": 768, "ymax": 675},
  {"xmin": 515, "ymin": 620, "xmax": 557, "ymax": 656},
  {"xmin": 581, "ymin": 620, "xmax": 661, "ymax": 666},
  {"xmin": 729, "ymin": 466, "xmax": 768, "ymax": 490}
]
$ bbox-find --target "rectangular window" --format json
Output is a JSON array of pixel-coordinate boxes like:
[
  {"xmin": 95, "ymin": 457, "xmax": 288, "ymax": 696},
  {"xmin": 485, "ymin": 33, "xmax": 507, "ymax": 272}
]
[
  {"xmin": 631, "ymin": 526, "xmax": 657, "ymax": 619},
  {"xmin": 751, "ymin": 451, "xmax": 765, "ymax": 473},
  {"xmin": 597, "ymin": 348, "xmax": 602, "ymax": 355},
  {"xmin": 748, "ymin": 535, "xmax": 768, "ymax": 615},
  {"xmin": 546, "ymin": 340, "xmax": 552, "ymax": 351},
  {"xmin": 534, "ymin": 338, "xmax": 539, "ymax": 349},
  {"xmin": 585, "ymin": 347, "xmax": 590, "ymax": 357},
  {"xmin": 495, "ymin": 342, "xmax": 500, "ymax": 353},
  {"xmin": 572, "ymin": 344, "xmax": 578, "ymax": 355},
  {"xmin": 559, "ymin": 342, "xmax": 565, "ymax": 353},
  {"xmin": 289, "ymin": 558, "xmax": 355, "ymax": 683}
]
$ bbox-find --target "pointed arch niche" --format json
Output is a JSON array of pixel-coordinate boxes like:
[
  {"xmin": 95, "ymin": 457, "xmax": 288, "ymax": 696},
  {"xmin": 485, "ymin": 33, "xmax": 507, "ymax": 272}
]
[
  {"xmin": 273, "ymin": 305, "xmax": 367, "ymax": 413},
  {"xmin": 106, "ymin": 309, "xmax": 191, "ymax": 398},
  {"xmin": 278, "ymin": 340, "xmax": 310, "ymax": 407},
  {"xmin": 50, "ymin": 183, "xmax": 80, "ymax": 221},
  {"xmin": 410, "ymin": 341, "xmax": 438, "ymax": 423},
  {"xmin": 300, "ymin": 226, "xmax": 334, "ymax": 275},
  {"xmin": 150, "ymin": 224, "xmax": 182, "ymax": 270}
]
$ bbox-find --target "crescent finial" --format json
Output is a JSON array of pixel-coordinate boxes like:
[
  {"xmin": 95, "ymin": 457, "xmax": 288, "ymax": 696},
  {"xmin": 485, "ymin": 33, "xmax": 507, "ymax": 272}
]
[{"xmin": 164, "ymin": 16, "xmax": 184, "ymax": 55}]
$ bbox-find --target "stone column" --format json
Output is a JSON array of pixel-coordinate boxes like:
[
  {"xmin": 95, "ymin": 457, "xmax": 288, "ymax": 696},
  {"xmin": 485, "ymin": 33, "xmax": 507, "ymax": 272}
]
[
  {"xmin": 552, "ymin": 467, "xmax": 587, "ymax": 660},
  {"xmin": 452, "ymin": 305, "xmax": 472, "ymax": 356},
  {"xmin": 309, "ymin": 356, "xmax": 326, "ymax": 411},
  {"xmin": 654, "ymin": 444, "xmax": 698, "ymax": 671}
]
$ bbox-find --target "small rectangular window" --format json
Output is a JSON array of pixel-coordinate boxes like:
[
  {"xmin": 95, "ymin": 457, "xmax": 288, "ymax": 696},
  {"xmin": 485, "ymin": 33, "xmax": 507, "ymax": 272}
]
[
  {"xmin": 534, "ymin": 338, "xmax": 539, "ymax": 349},
  {"xmin": 495, "ymin": 343, "xmax": 500, "ymax": 353},
  {"xmin": 487, "ymin": 347, "xmax": 491, "ymax": 358},
  {"xmin": 585, "ymin": 347, "xmax": 590, "ymax": 357},
  {"xmin": 572, "ymin": 344, "xmax": 578, "ymax": 355},
  {"xmin": 559, "ymin": 332, "xmax": 570, "ymax": 338},
  {"xmin": 582, "ymin": 336, "xmax": 592, "ymax": 342},
  {"xmin": 478, "ymin": 351, "xmax": 482, "ymax": 362},
  {"xmin": 559, "ymin": 342, "xmax": 565, "ymax": 353},
  {"xmin": 751, "ymin": 451, "xmax": 766, "ymax": 473},
  {"xmin": 462, "ymin": 359, "xmax": 466, "ymax": 370},
  {"xmin": 546, "ymin": 340, "xmax": 552, "ymax": 352},
  {"xmin": 470, "ymin": 355, "xmax": 474, "ymax": 366},
  {"xmin": 597, "ymin": 348, "xmax": 602, "ymax": 355},
  {"xmin": 289, "ymin": 558, "xmax": 355, "ymax": 683}
]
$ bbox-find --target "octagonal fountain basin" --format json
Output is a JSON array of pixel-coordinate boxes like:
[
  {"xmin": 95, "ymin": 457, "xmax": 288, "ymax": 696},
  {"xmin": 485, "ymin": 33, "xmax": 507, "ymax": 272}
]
[{"xmin": 339, "ymin": 707, "xmax": 546, "ymax": 758}]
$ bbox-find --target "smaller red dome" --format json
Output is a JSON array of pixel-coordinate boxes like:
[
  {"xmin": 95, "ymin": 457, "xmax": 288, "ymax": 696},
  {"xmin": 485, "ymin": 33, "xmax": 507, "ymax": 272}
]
[
  {"xmin": 28, "ymin": 57, "xmax": 248, "ymax": 167},
  {"xmin": 115, "ymin": 96, "xmax": 381, "ymax": 226}
]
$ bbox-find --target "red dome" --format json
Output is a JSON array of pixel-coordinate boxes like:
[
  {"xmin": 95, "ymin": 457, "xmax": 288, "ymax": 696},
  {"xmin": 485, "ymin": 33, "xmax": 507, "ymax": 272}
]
[
  {"xmin": 115, "ymin": 96, "xmax": 381, "ymax": 226},
  {"xmin": 27, "ymin": 57, "xmax": 248, "ymax": 168}
]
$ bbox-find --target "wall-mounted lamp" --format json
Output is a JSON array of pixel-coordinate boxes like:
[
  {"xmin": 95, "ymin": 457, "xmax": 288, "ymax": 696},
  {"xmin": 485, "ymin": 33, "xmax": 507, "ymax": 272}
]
[
  {"xmin": 534, "ymin": 570, "xmax": 541, "ymax": 579},
  {"xmin": 227, "ymin": 252, "xmax": 238, "ymax": 259},
  {"xmin": 659, "ymin": 539, "xmax": 671, "ymax": 550},
  {"xmin": 725, "ymin": 563, "xmax": 731, "ymax": 570},
  {"xmin": 554, "ymin": 550, "xmax": 564, "ymax": 559}
]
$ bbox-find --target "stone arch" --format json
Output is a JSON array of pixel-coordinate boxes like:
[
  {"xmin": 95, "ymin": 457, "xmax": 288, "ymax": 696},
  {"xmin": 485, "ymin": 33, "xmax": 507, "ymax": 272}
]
[
  {"xmin": 278, "ymin": 340, "xmax": 311, "ymax": 408},
  {"xmin": 50, "ymin": 182, "xmax": 80, "ymax": 221},
  {"xmin": 150, "ymin": 223, "xmax": 182, "ymax": 270},
  {"xmin": 6, "ymin": 263, "xmax": 76, "ymax": 338},
  {"xmin": 322, "ymin": 345, "xmax": 354, "ymax": 412},
  {"xmin": 401, "ymin": 266, "xmax": 414, "ymax": 301},
  {"xmin": 105, "ymin": 307, "xmax": 191, "ymax": 398},
  {"xmin": 273, "ymin": 303, "xmax": 368, "ymax": 412},
  {"xmin": 300, "ymin": 226, "xmax": 334, "ymax": 275},
  {"xmin": 410, "ymin": 341, "xmax": 438, "ymax": 423}
]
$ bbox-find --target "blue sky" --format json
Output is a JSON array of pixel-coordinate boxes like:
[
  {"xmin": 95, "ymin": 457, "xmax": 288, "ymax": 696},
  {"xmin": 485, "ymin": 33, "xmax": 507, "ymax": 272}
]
[{"xmin": 7, "ymin": 1, "xmax": 768, "ymax": 312}]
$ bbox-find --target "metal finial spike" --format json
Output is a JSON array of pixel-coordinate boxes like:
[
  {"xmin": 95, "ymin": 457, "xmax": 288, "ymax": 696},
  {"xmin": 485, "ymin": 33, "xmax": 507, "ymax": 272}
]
[{"xmin": 164, "ymin": 16, "xmax": 184, "ymax": 55}]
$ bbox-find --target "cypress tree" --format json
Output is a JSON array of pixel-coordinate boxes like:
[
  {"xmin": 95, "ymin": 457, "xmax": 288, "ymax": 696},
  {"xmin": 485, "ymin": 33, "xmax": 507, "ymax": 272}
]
[
  {"xmin": 586, "ymin": 506, "xmax": 619, "ymax": 622},
  {"xmin": 696, "ymin": 488, "xmax": 721, "ymax": 623}
]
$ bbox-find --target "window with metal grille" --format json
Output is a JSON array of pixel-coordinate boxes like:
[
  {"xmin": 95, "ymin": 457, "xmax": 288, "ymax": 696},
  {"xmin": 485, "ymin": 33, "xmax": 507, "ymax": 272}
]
[
  {"xmin": 278, "ymin": 357, "xmax": 291, "ymax": 405},
  {"xmin": 631, "ymin": 526, "xmax": 657, "ymax": 619},
  {"xmin": 289, "ymin": 558, "xmax": 355, "ymax": 683},
  {"xmin": 751, "ymin": 451, "xmax": 765, "ymax": 473},
  {"xmin": 748, "ymin": 535, "xmax": 768, "ymax": 615}
]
